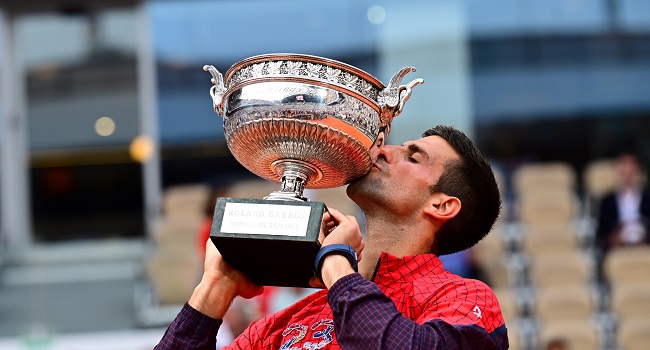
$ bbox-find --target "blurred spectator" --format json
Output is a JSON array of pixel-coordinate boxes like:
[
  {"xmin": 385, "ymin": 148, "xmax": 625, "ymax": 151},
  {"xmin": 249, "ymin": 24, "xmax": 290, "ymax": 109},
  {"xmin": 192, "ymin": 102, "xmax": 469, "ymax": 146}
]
[{"xmin": 595, "ymin": 153, "xmax": 650, "ymax": 253}]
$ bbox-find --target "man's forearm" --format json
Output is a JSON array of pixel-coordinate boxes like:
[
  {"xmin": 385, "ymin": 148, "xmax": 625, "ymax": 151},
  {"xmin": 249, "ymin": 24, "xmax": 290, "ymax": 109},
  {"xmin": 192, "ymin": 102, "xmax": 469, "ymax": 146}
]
[
  {"xmin": 154, "ymin": 303, "xmax": 222, "ymax": 350},
  {"xmin": 155, "ymin": 238, "xmax": 263, "ymax": 349},
  {"xmin": 189, "ymin": 275, "xmax": 237, "ymax": 319}
]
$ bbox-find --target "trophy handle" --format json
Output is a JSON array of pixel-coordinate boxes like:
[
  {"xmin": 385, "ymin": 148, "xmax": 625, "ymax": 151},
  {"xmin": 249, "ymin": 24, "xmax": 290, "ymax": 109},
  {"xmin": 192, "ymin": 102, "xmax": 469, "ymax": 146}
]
[
  {"xmin": 378, "ymin": 67, "xmax": 424, "ymax": 129},
  {"xmin": 203, "ymin": 65, "xmax": 227, "ymax": 116}
]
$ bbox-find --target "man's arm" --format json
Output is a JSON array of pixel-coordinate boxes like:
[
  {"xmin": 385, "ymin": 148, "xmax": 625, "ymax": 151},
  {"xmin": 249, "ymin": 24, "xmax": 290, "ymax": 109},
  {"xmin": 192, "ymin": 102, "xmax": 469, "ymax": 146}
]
[
  {"xmin": 316, "ymin": 209, "xmax": 507, "ymax": 350},
  {"xmin": 326, "ymin": 274, "xmax": 508, "ymax": 350},
  {"xmin": 154, "ymin": 241, "xmax": 264, "ymax": 350},
  {"xmin": 154, "ymin": 303, "xmax": 222, "ymax": 350}
]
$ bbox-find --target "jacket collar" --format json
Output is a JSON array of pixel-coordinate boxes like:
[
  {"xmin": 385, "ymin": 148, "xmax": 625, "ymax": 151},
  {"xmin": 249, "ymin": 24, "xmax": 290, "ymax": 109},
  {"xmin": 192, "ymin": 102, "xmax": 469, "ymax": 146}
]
[{"xmin": 371, "ymin": 251, "xmax": 445, "ymax": 283}]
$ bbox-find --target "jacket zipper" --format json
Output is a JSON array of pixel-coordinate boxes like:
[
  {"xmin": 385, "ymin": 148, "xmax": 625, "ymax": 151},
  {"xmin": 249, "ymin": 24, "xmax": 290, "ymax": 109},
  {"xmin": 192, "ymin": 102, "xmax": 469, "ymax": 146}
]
[{"xmin": 370, "ymin": 256, "xmax": 381, "ymax": 282}]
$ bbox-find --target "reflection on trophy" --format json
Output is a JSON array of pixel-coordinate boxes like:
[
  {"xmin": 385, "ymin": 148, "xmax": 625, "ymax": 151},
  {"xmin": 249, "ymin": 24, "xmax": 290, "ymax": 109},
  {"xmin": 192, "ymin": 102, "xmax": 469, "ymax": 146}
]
[{"xmin": 204, "ymin": 53, "xmax": 423, "ymax": 287}]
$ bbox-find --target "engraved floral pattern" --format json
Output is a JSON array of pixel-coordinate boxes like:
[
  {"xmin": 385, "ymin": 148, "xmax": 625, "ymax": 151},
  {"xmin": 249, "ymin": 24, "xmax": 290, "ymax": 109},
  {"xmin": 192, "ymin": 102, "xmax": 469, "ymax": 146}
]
[
  {"xmin": 360, "ymin": 81, "xmax": 376, "ymax": 99},
  {"xmin": 286, "ymin": 61, "xmax": 302, "ymax": 75},
  {"xmin": 251, "ymin": 63, "xmax": 265, "ymax": 77},
  {"xmin": 228, "ymin": 60, "xmax": 381, "ymax": 102},
  {"xmin": 306, "ymin": 63, "xmax": 322, "ymax": 78},
  {"xmin": 343, "ymin": 73, "xmax": 358, "ymax": 89},
  {"xmin": 268, "ymin": 61, "xmax": 282, "ymax": 75},
  {"xmin": 231, "ymin": 70, "xmax": 241, "ymax": 82},
  {"xmin": 325, "ymin": 67, "xmax": 340, "ymax": 82}
]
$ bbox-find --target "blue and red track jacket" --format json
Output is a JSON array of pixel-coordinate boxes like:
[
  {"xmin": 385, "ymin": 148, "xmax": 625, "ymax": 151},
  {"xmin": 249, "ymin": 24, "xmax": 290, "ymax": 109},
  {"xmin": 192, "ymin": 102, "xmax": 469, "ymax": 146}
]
[{"xmin": 155, "ymin": 252, "xmax": 509, "ymax": 349}]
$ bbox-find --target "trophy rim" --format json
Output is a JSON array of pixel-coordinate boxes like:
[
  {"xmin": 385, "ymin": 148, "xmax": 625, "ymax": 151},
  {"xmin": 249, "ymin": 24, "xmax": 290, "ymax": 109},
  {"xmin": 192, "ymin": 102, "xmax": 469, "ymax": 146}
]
[{"xmin": 224, "ymin": 53, "xmax": 385, "ymax": 89}]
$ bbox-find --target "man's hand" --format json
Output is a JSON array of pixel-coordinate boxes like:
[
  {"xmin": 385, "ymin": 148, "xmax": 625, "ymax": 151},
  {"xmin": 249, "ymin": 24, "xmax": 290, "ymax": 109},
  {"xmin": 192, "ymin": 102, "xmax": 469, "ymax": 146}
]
[
  {"xmin": 309, "ymin": 208, "xmax": 364, "ymax": 289},
  {"xmin": 189, "ymin": 240, "xmax": 264, "ymax": 319}
]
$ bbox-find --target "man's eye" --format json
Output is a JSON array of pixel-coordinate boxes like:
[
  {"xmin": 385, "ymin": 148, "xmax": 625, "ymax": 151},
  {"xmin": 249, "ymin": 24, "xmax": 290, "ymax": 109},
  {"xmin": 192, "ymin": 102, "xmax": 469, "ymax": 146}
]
[{"xmin": 408, "ymin": 156, "xmax": 418, "ymax": 163}]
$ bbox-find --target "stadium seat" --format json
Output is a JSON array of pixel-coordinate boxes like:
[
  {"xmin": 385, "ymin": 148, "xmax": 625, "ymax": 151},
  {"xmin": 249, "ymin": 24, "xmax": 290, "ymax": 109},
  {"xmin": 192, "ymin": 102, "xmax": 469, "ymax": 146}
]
[
  {"xmin": 603, "ymin": 246, "xmax": 650, "ymax": 285},
  {"xmin": 512, "ymin": 162, "xmax": 576, "ymax": 196},
  {"xmin": 534, "ymin": 285, "xmax": 594, "ymax": 323},
  {"xmin": 538, "ymin": 321, "xmax": 599, "ymax": 350},
  {"xmin": 528, "ymin": 250, "xmax": 591, "ymax": 288},
  {"xmin": 521, "ymin": 223, "xmax": 580, "ymax": 256},
  {"xmin": 582, "ymin": 158, "xmax": 617, "ymax": 215},
  {"xmin": 162, "ymin": 183, "xmax": 211, "ymax": 216},
  {"xmin": 610, "ymin": 282, "xmax": 650, "ymax": 322},
  {"xmin": 617, "ymin": 317, "xmax": 650, "ymax": 350},
  {"xmin": 516, "ymin": 190, "xmax": 578, "ymax": 225}
]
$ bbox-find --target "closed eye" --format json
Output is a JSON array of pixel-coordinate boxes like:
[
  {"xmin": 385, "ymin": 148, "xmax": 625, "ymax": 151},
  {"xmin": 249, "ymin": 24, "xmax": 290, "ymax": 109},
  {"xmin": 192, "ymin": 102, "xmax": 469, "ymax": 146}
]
[{"xmin": 406, "ymin": 143, "xmax": 429, "ymax": 163}]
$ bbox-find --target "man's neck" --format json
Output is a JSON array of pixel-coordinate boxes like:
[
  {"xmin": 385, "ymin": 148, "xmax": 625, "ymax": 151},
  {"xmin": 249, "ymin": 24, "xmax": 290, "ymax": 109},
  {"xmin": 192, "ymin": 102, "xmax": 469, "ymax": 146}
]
[{"xmin": 358, "ymin": 214, "xmax": 434, "ymax": 280}]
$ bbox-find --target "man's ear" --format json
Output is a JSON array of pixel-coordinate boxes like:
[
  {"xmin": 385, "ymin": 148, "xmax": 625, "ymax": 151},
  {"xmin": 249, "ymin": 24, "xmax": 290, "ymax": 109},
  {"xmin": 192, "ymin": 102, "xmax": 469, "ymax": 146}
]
[{"xmin": 423, "ymin": 194, "xmax": 461, "ymax": 222}]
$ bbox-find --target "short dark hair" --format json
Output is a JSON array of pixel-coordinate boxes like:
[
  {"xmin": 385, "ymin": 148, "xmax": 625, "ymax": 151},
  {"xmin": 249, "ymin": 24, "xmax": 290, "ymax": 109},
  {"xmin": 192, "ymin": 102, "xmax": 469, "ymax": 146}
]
[{"xmin": 423, "ymin": 125, "xmax": 501, "ymax": 255}]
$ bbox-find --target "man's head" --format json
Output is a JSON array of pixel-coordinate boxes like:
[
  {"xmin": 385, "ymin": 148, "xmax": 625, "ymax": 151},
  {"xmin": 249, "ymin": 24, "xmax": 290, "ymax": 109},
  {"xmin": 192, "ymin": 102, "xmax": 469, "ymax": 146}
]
[
  {"xmin": 348, "ymin": 125, "xmax": 500, "ymax": 256},
  {"xmin": 423, "ymin": 125, "xmax": 501, "ymax": 255},
  {"xmin": 616, "ymin": 153, "xmax": 645, "ymax": 190}
]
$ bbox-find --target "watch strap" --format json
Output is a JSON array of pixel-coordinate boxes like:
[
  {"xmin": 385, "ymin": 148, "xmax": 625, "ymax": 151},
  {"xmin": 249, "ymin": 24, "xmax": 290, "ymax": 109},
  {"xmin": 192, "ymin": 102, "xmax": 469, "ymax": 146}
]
[{"xmin": 313, "ymin": 244, "xmax": 358, "ymax": 283}]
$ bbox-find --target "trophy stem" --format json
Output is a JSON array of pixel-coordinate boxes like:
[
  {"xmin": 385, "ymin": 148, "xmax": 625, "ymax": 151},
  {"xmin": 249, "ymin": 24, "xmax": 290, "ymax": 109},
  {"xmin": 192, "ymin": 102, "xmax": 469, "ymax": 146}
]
[{"xmin": 265, "ymin": 160, "xmax": 323, "ymax": 201}]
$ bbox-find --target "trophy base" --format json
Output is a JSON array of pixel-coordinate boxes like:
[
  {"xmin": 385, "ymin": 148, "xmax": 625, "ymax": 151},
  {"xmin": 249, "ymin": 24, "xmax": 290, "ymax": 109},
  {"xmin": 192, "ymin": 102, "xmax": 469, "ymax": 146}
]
[{"xmin": 210, "ymin": 197, "xmax": 324, "ymax": 288}]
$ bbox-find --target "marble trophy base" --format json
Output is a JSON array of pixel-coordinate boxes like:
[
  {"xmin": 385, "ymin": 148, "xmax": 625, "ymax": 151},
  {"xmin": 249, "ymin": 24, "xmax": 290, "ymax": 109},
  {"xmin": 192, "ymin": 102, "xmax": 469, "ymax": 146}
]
[{"xmin": 210, "ymin": 197, "xmax": 324, "ymax": 288}]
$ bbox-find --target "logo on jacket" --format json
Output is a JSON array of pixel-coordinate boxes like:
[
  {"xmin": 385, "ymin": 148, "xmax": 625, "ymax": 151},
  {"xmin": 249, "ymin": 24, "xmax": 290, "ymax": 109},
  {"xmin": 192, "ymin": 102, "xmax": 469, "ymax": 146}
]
[
  {"xmin": 280, "ymin": 319, "xmax": 334, "ymax": 349},
  {"xmin": 473, "ymin": 305, "xmax": 482, "ymax": 319}
]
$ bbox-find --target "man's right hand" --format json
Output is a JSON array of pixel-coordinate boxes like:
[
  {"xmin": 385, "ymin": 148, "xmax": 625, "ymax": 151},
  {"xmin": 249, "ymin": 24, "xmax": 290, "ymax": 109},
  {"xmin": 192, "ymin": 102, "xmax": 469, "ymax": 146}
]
[
  {"xmin": 188, "ymin": 240, "xmax": 264, "ymax": 319},
  {"xmin": 309, "ymin": 208, "xmax": 364, "ymax": 289}
]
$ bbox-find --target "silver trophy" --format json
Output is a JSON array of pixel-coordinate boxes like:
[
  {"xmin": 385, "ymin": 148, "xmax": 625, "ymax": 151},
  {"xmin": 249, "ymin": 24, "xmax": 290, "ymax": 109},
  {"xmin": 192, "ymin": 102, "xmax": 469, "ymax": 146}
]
[{"xmin": 205, "ymin": 53, "xmax": 422, "ymax": 287}]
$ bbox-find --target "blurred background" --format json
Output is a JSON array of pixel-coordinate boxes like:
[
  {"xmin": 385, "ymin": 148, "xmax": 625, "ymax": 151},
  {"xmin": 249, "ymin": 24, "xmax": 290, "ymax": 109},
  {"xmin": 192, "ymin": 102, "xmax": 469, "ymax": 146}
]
[{"xmin": 0, "ymin": 0, "xmax": 649, "ymax": 349}]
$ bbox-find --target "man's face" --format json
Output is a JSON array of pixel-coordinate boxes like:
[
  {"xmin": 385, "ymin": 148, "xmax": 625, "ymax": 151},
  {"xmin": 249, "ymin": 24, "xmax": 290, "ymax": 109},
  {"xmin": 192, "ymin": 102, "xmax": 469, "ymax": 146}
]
[
  {"xmin": 617, "ymin": 154, "xmax": 642, "ymax": 188},
  {"xmin": 348, "ymin": 135, "xmax": 459, "ymax": 214}
]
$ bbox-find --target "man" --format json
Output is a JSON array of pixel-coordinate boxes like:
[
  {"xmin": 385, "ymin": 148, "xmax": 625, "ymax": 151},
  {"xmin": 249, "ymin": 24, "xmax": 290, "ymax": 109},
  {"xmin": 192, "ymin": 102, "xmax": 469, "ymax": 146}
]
[
  {"xmin": 596, "ymin": 153, "xmax": 650, "ymax": 251},
  {"xmin": 155, "ymin": 125, "xmax": 508, "ymax": 349}
]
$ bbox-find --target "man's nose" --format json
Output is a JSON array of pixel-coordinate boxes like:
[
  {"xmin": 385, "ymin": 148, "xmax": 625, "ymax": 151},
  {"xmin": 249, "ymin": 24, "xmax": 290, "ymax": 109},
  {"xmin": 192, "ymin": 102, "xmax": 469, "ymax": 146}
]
[
  {"xmin": 375, "ymin": 144, "xmax": 396, "ymax": 163},
  {"xmin": 369, "ymin": 132, "xmax": 385, "ymax": 160},
  {"xmin": 370, "ymin": 142, "xmax": 382, "ymax": 160}
]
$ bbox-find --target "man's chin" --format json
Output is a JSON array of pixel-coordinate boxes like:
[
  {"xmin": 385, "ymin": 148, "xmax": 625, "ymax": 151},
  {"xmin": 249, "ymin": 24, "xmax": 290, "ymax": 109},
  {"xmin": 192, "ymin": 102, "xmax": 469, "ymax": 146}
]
[
  {"xmin": 345, "ymin": 176, "xmax": 363, "ymax": 199},
  {"xmin": 348, "ymin": 169, "xmax": 373, "ymax": 186},
  {"xmin": 348, "ymin": 175, "xmax": 364, "ymax": 185},
  {"xmin": 347, "ymin": 172, "xmax": 379, "ymax": 197}
]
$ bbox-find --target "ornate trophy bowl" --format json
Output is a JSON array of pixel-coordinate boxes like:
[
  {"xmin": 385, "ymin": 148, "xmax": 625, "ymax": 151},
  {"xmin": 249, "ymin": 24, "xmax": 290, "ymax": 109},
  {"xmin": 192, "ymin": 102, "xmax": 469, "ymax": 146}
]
[{"xmin": 205, "ymin": 54, "xmax": 422, "ymax": 287}]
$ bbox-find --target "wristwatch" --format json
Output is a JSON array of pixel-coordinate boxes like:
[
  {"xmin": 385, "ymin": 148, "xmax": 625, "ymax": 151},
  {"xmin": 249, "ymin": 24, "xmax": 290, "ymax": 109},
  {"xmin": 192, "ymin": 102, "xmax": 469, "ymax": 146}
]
[{"xmin": 313, "ymin": 244, "xmax": 358, "ymax": 283}]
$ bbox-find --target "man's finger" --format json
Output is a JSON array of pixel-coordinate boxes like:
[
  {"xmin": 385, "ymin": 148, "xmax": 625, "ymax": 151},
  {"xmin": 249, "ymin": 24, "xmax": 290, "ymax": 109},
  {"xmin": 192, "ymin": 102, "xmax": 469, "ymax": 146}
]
[
  {"xmin": 327, "ymin": 208, "xmax": 346, "ymax": 221},
  {"xmin": 241, "ymin": 285, "xmax": 265, "ymax": 299},
  {"xmin": 309, "ymin": 276, "xmax": 325, "ymax": 289}
]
